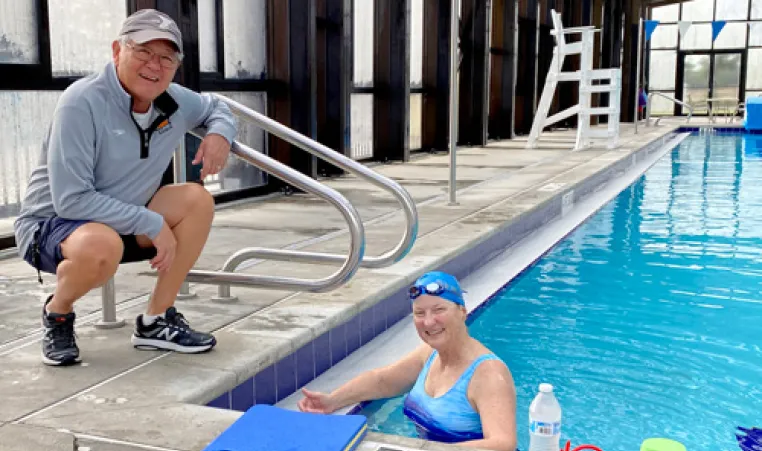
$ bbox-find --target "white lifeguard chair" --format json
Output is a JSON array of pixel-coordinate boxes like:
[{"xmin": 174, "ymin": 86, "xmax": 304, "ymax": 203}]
[{"xmin": 526, "ymin": 10, "xmax": 622, "ymax": 151}]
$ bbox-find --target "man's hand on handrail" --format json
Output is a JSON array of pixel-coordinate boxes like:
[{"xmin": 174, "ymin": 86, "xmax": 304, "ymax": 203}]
[{"xmin": 193, "ymin": 133, "xmax": 232, "ymax": 180}]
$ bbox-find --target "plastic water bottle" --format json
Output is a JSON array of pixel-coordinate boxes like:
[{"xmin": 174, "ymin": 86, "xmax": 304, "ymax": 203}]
[{"xmin": 528, "ymin": 383, "xmax": 562, "ymax": 451}]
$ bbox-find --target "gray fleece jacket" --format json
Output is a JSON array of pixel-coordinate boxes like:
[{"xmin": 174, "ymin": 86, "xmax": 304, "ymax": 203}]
[{"xmin": 14, "ymin": 61, "xmax": 238, "ymax": 259}]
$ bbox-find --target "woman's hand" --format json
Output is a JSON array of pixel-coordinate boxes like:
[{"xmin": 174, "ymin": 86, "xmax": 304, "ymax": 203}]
[{"xmin": 297, "ymin": 388, "xmax": 338, "ymax": 414}]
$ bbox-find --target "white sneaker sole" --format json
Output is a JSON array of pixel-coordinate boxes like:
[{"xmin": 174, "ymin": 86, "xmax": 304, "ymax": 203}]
[
  {"xmin": 130, "ymin": 336, "xmax": 214, "ymax": 354},
  {"xmin": 41, "ymin": 353, "xmax": 82, "ymax": 366}
]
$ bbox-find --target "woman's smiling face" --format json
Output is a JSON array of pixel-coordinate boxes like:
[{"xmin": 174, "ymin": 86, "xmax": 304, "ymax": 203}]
[{"xmin": 412, "ymin": 294, "xmax": 467, "ymax": 347}]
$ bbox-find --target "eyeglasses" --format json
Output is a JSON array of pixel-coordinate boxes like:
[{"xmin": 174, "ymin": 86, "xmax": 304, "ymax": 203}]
[
  {"xmin": 409, "ymin": 282, "xmax": 446, "ymax": 300},
  {"xmin": 126, "ymin": 42, "xmax": 182, "ymax": 69}
]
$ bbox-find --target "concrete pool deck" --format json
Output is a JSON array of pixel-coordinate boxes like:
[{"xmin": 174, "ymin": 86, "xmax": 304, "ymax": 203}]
[{"xmin": 0, "ymin": 119, "xmax": 709, "ymax": 450}]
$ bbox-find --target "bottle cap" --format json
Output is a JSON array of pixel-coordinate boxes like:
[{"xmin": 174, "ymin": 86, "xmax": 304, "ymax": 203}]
[{"xmin": 539, "ymin": 383, "xmax": 554, "ymax": 393}]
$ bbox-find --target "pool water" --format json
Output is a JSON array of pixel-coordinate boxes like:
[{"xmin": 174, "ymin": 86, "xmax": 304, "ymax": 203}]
[{"xmin": 356, "ymin": 133, "xmax": 762, "ymax": 451}]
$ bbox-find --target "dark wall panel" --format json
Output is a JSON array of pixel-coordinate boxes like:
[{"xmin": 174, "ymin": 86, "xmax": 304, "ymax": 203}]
[
  {"xmin": 488, "ymin": 0, "xmax": 517, "ymax": 140},
  {"xmin": 373, "ymin": 0, "xmax": 410, "ymax": 161},
  {"xmin": 422, "ymin": 0, "xmax": 454, "ymax": 151},
  {"xmin": 458, "ymin": 0, "xmax": 492, "ymax": 145},
  {"xmin": 267, "ymin": 0, "xmax": 318, "ymax": 183}
]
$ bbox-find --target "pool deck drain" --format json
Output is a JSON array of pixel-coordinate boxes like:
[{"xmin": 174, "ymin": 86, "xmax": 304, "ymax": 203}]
[{"xmin": 0, "ymin": 120, "xmax": 709, "ymax": 450}]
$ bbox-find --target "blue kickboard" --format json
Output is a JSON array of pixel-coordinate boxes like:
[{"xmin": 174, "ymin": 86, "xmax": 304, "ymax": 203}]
[
  {"xmin": 745, "ymin": 97, "xmax": 762, "ymax": 131},
  {"xmin": 203, "ymin": 405, "xmax": 368, "ymax": 451}
]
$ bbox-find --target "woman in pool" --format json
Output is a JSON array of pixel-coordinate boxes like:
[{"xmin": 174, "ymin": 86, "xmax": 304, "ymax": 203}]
[{"xmin": 297, "ymin": 271, "xmax": 517, "ymax": 451}]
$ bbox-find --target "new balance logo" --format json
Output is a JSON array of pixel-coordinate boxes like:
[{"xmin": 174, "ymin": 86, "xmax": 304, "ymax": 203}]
[{"xmin": 156, "ymin": 327, "xmax": 179, "ymax": 341}]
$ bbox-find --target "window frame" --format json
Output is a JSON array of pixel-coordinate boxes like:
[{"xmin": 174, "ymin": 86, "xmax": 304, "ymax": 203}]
[
  {"xmin": 645, "ymin": 0, "xmax": 759, "ymax": 115},
  {"xmin": 0, "ymin": 0, "xmax": 79, "ymax": 90}
]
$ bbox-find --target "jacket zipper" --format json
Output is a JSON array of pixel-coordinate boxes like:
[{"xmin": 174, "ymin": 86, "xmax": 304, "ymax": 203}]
[{"xmin": 128, "ymin": 98, "xmax": 169, "ymax": 159}]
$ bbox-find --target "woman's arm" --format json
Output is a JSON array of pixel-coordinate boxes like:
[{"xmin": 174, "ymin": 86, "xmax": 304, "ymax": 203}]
[
  {"xmin": 299, "ymin": 343, "xmax": 431, "ymax": 413},
  {"xmin": 459, "ymin": 360, "xmax": 518, "ymax": 451}
]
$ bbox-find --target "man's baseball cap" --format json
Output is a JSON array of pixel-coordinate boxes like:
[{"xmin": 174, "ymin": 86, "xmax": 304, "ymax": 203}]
[{"xmin": 119, "ymin": 9, "xmax": 183, "ymax": 54}]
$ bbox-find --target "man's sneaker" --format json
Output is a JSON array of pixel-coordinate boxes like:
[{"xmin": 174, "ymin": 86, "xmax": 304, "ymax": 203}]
[
  {"xmin": 41, "ymin": 296, "xmax": 81, "ymax": 366},
  {"xmin": 130, "ymin": 307, "xmax": 216, "ymax": 353}
]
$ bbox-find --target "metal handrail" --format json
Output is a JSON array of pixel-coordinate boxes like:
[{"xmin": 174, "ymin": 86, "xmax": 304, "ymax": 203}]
[
  {"xmin": 186, "ymin": 94, "xmax": 418, "ymax": 300},
  {"xmin": 96, "ymin": 130, "xmax": 366, "ymax": 328},
  {"xmin": 194, "ymin": 94, "xmax": 419, "ymax": 299},
  {"xmin": 185, "ymin": 134, "xmax": 365, "ymax": 293},
  {"xmin": 646, "ymin": 92, "xmax": 693, "ymax": 126}
]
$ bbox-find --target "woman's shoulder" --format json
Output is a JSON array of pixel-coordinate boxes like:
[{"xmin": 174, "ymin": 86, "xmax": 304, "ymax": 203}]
[
  {"xmin": 471, "ymin": 344, "xmax": 511, "ymax": 377},
  {"xmin": 474, "ymin": 357, "xmax": 511, "ymax": 375},
  {"xmin": 469, "ymin": 351, "xmax": 515, "ymax": 399}
]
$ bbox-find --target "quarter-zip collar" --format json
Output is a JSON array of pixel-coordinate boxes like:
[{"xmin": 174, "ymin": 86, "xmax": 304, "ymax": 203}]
[
  {"xmin": 99, "ymin": 61, "xmax": 179, "ymax": 119},
  {"xmin": 98, "ymin": 61, "xmax": 180, "ymax": 159}
]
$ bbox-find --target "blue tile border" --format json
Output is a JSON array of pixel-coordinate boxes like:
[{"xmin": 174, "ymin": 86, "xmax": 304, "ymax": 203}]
[
  {"xmin": 207, "ymin": 129, "xmax": 685, "ymax": 413},
  {"xmin": 253, "ymin": 364, "xmax": 277, "ymax": 406},
  {"xmin": 313, "ymin": 331, "xmax": 331, "ymax": 377},
  {"xmin": 208, "ymin": 391, "xmax": 232, "ymax": 410},
  {"xmin": 676, "ymin": 126, "xmax": 762, "ymax": 135},
  {"xmin": 330, "ymin": 323, "xmax": 347, "ymax": 366},
  {"xmin": 295, "ymin": 342, "xmax": 315, "ymax": 388},
  {"xmin": 231, "ymin": 377, "xmax": 254, "ymax": 412},
  {"xmin": 275, "ymin": 353, "xmax": 297, "ymax": 403}
]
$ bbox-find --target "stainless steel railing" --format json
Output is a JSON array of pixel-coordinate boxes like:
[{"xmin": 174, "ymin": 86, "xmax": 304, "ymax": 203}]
[
  {"xmin": 646, "ymin": 92, "xmax": 693, "ymax": 126},
  {"xmin": 184, "ymin": 132, "xmax": 366, "ymax": 294},
  {"xmin": 96, "ymin": 136, "xmax": 367, "ymax": 328},
  {"xmin": 189, "ymin": 94, "xmax": 419, "ymax": 301}
]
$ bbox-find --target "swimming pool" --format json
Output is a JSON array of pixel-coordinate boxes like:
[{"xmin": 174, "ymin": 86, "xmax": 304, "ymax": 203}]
[{"xmin": 356, "ymin": 131, "xmax": 762, "ymax": 451}]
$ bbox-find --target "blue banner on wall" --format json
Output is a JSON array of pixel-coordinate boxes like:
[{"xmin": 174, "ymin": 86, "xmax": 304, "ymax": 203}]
[
  {"xmin": 712, "ymin": 21, "xmax": 727, "ymax": 41},
  {"xmin": 644, "ymin": 20, "xmax": 660, "ymax": 42}
]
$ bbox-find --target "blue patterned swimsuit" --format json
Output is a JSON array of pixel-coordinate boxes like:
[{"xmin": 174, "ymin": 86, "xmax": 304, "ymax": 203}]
[{"xmin": 402, "ymin": 350, "xmax": 503, "ymax": 443}]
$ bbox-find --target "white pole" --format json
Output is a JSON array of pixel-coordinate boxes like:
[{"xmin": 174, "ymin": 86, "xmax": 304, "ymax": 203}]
[
  {"xmin": 634, "ymin": 16, "xmax": 643, "ymax": 134},
  {"xmin": 448, "ymin": 0, "xmax": 460, "ymax": 206}
]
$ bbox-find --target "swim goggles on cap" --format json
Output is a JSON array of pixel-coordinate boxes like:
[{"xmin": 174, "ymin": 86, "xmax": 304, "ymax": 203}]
[
  {"xmin": 409, "ymin": 282, "xmax": 447, "ymax": 300},
  {"xmin": 408, "ymin": 281, "xmax": 465, "ymax": 306}
]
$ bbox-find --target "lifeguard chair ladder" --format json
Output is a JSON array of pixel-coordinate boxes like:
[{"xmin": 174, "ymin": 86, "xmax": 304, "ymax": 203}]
[{"xmin": 526, "ymin": 10, "xmax": 622, "ymax": 151}]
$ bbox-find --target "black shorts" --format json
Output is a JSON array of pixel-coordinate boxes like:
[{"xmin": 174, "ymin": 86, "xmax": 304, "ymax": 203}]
[{"xmin": 23, "ymin": 216, "xmax": 157, "ymax": 275}]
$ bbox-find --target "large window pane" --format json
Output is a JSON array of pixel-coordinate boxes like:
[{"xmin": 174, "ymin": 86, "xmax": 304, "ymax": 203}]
[
  {"xmin": 716, "ymin": 0, "xmax": 748, "ymax": 20},
  {"xmin": 680, "ymin": 23, "xmax": 712, "ymax": 50},
  {"xmin": 649, "ymin": 50, "xmax": 676, "ymax": 90},
  {"xmin": 354, "ymin": 0, "xmax": 374, "ymax": 86},
  {"xmin": 651, "ymin": 24, "xmax": 677, "ymax": 49},
  {"xmin": 748, "ymin": 49, "xmax": 762, "ymax": 90},
  {"xmin": 198, "ymin": 0, "xmax": 218, "ymax": 73},
  {"xmin": 0, "ymin": 91, "xmax": 62, "ymax": 218},
  {"xmin": 351, "ymin": 94, "xmax": 373, "ymax": 160},
  {"xmin": 681, "ymin": 0, "xmax": 713, "ymax": 22},
  {"xmin": 48, "ymin": 0, "xmax": 125, "ymax": 76},
  {"xmin": 223, "ymin": 0, "xmax": 267, "ymax": 79},
  {"xmin": 651, "ymin": 4, "xmax": 679, "ymax": 22},
  {"xmin": 713, "ymin": 23, "xmax": 747, "ymax": 49},
  {"xmin": 410, "ymin": 0, "xmax": 423, "ymax": 87},
  {"xmin": 409, "ymin": 93, "xmax": 422, "ymax": 150},
  {"xmin": 750, "ymin": 23, "xmax": 762, "ymax": 46},
  {"xmin": 713, "ymin": 54, "xmax": 741, "ymax": 102},
  {"xmin": 753, "ymin": 0, "xmax": 762, "ymax": 19},
  {"xmin": 0, "ymin": 0, "xmax": 38, "ymax": 64},
  {"xmin": 683, "ymin": 54, "xmax": 710, "ymax": 114}
]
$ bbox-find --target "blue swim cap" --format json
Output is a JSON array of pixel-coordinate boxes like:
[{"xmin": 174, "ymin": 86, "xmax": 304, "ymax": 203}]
[{"xmin": 409, "ymin": 271, "xmax": 465, "ymax": 306}]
